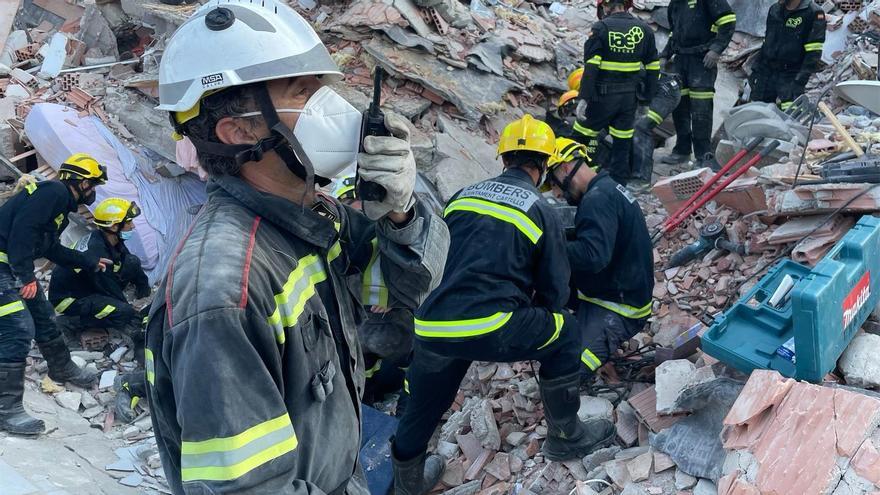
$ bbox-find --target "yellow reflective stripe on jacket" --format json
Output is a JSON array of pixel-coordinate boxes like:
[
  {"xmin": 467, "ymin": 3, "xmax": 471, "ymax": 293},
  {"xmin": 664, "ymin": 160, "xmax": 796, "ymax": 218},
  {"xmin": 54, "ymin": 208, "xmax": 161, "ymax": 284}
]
[
  {"xmin": 267, "ymin": 254, "xmax": 328, "ymax": 344},
  {"xmin": 144, "ymin": 348, "xmax": 155, "ymax": 385},
  {"xmin": 609, "ymin": 127, "xmax": 635, "ymax": 139},
  {"xmin": 647, "ymin": 110, "xmax": 663, "ymax": 125},
  {"xmin": 0, "ymin": 251, "xmax": 7, "ymax": 264},
  {"xmin": 54, "ymin": 297, "xmax": 75, "ymax": 314},
  {"xmin": 715, "ymin": 13, "xmax": 736, "ymax": 26},
  {"xmin": 586, "ymin": 55, "xmax": 602, "ymax": 66},
  {"xmin": 578, "ymin": 292, "xmax": 652, "ymax": 319},
  {"xmin": 599, "ymin": 61, "xmax": 642, "ymax": 72},
  {"xmin": 645, "ymin": 60, "xmax": 661, "ymax": 71},
  {"xmin": 25, "ymin": 182, "xmax": 37, "ymax": 194},
  {"xmin": 362, "ymin": 238, "xmax": 389, "ymax": 307},
  {"xmin": 415, "ymin": 311, "xmax": 513, "ymax": 339},
  {"xmin": 573, "ymin": 122, "xmax": 600, "ymax": 138},
  {"xmin": 180, "ymin": 413, "xmax": 298, "ymax": 482},
  {"xmin": 780, "ymin": 101, "xmax": 794, "ymax": 111},
  {"xmin": 365, "ymin": 359, "xmax": 382, "ymax": 379},
  {"xmin": 689, "ymin": 90, "xmax": 715, "ymax": 100},
  {"xmin": 327, "ymin": 241, "xmax": 342, "ymax": 264},
  {"xmin": 581, "ymin": 348, "xmax": 602, "ymax": 371},
  {"xmin": 95, "ymin": 305, "xmax": 116, "ymax": 319},
  {"xmin": 444, "ymin": 198, "xmax": 542, "ymax": 245},
  {"xmin": 680, "ymin": 88, "xmax": 690, "ymax": 96},
  {"xmin": 804, "ymin": 42, "xmax": 823, "ymax": 52},
  {"xmin": 537, "ymin": 313, "xmax": 565, "ymax": 350},
  {"xmin": 0, "ymin": 300, "xmax": 26, "ymax": 318}
]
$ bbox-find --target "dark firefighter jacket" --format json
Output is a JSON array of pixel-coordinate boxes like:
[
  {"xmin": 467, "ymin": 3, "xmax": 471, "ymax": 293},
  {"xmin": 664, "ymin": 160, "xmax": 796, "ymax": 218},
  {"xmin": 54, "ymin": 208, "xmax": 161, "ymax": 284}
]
[
  {"xmin": 48, "ymin": 230, "xmax": 148, "ymax": 305},
  {"xmin": 568, "ymin": 172, "xmax": 653, "ymax": 319},
  {"xmin": 578, "ymin": 12, "xmax": 660, "ymax": 103},
  {"xmin": 758, "ymin": 0, "xmax": 826, "ymax": 81},
  {"xmin": 660, "ymin": 0, "xmax": 736, "ymax": 58},
  {"xmin": 145, "ymin": 175, "xmax": 448, "ymax": 494},
  {"xmin": 0, "ymin": 180, "xmax": 97, "ymax": 285},
  {"xmin": 415, "ymin": 167, "xmax": 570, "ymax": 339}
]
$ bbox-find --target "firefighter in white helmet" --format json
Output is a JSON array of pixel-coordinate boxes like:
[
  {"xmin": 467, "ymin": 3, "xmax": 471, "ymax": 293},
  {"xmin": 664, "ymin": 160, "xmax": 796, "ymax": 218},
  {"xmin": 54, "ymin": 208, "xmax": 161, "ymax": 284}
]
[{"xmin": 146, "ymin": 1, "xmax": 449, "ymax": 492}]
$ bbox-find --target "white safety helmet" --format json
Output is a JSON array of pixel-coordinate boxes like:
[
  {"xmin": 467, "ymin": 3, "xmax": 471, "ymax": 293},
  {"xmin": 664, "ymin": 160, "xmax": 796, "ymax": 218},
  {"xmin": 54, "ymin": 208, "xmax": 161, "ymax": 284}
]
[
  {"xmin": 158, "ymin": 0, "xmax": 345, "ymax": 187},
  {"xmin": 158, "ymin": 0, "xmax": 341, "ymax": 114}
]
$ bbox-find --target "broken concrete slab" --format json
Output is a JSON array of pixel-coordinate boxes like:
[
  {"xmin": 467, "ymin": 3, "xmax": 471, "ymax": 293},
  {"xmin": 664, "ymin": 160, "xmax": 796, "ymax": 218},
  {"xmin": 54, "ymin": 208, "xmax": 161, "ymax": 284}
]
[
  {"xmin": 421, "ymin": 115, "xmax": 502, "ymax": 201},
  {"xmin": 627, "ymin": 451, "xmax": 653, "ymax": 482},
  {"xmin": 839, "ymin": 333, "xmax": 880, "ymax": 389},
  {"xmin": 578, "ymin": 395, "xmax": 614, "ymax": 423},
  {"xmin": 55, "ymin": 391, "xmax": 82, "ymax": 411},
  {"xmin": 102, "ymin": 88, "xmax": 177, "ymax": 163},
  {"xmin": 655, "ymin": 359, "xmax": 696, "ymax": 415},
  {"xmin": 582, "ymin": 446, "xmax": 621, "ymax": 472},
  {"xmin": 364, "ymin": 37, "xmax": 521, "ymax": 121},
  {"xmin": 676, "ymin": 468, "xmax": 698, "ymax": 490},
  {"xmin": 769, "ymin": 183, "xmax": 880, "ymax": 216},
  {"xmin": 694, "ymin": 478, "xmax": 718, "ymax": 495},
  {"xmin": 77, "ymin": 6, "xmax": 119, "ymax": 61},
  {"xmin": 471, "ymin": 399, "xmax": 501, "ymax": 451}
]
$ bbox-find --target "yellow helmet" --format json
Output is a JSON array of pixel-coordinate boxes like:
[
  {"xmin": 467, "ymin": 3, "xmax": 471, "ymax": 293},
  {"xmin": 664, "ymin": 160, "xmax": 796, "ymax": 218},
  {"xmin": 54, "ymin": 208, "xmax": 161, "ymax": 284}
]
[
  {"xmin": 59, "ymin": 153, "xmax": 108, "ymax": 184},
  {"xmin": 94, "ymin": 198, "xmax": 140, "ymax": 228},
  {"xmin": 331, "ymin": 174, "xmax": 357, "ymax": 201},
  {"xmin": 558, "ymin": 90, "xmax": 580, "ymax": 109},
  {"xmin": 548, "ymin": 137, "xmax": 590, "ymax": 170},
  {"xmin": 497, "ymin": 115, "xmax": 556, "ymax": 157},
  {"xmin": 567, "ymin": 68, "xmax": 584, "ymax": 91}
]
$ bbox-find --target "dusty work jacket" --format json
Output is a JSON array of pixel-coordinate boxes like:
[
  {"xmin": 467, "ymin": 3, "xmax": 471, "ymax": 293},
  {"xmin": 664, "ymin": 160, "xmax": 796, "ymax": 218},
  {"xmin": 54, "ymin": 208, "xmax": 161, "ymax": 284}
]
[
  {"xmin": 0, "ymin": 180, "xmax": 96, "ymax": 285},
  {"xmin": 48, "ymin": 231, "xmax": 148, "ymax": 307},
  {"xmin": 579, "ymin": 12, "xmax": 660, "ymax": 102},
  {"xmin": 758, "ymin": 0, "xmax": 826, "ymax": 80},
  {"xmin": 660, "ymin": 0, "xmax": 736, "ymax": 58},
  {"xmin": 145, "ymin": 175, "xmax": 448, "ymax": 494},
  {"xmin": 568, "ymin": 172, "xmax": 653, "ymax": 319},
  {"xmin": 415, "ymin": 167, "xmax": 570, "ymax": 339}
]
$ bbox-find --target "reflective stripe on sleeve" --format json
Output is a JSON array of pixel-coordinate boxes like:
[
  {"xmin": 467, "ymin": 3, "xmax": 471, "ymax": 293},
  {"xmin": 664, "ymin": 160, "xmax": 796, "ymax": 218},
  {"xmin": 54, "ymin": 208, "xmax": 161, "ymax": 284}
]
[
  {"xmin": 645, "ymin": 60, "xmax": 661, "ymax": 71},
  {"xmin": 581, "ymin": 348, "xmax": 602, "ymax": 371},
  {"xmin": 415, "ymin": 312, "xmax": 513, "ymax": 339},
  {"xmin": 0, "ymin": 300, "xmax": 26, "ymax": 318},
  {"xmin": 804, "ymin": 42, "xmax": 823, "ymax": 52},
  {"xmin": 144, "ymin": 348, "xmax": 155, "ymax": 385},
  {"xmin": 25, "ymin": 182, "xmax": 37, "ymax": 195},
  {"xmin": 647, "ymin": 110, "xmax": 663, "ymax": 125},
  {"xmin": 365, "ymin": 359, "xmax": 382, "ymax": 379},
  {"xmin": 715, "ymin": 13, "xmax": 736, "ymax": 26},
  {"xmin": 54, "ymin": 297, "xmax": 75, "ymax": 314},
  {"xmin": 609, "ymin": 127, "xmax": 635, "ymax": 139},
  {"xmin": 362, "ymin": 238, "xmax": 389, "ymax": 307},
  {"xmin": 267, "ymin": 254, "xmax": 328, "ymax": 345},
  {"xmin": 586, "ymin": 55, "xmax": 602, "ymax": 66},
  {"xmin": 0, "ymin": 251, "xmax": 7, "ymax": 263},
  {"xmin": 578, "ymin": 292, "xmax": 652, "ymax": 319},
  {"xmin": 180, "ymin": 413, "xmax": 298, "ymax": 482},
  {"xmin": 537, "ymin": 313, "xmax": 565, "ymax": 350},
  {"xmin": 444, "ymin": 198, "xmax": 543, "ymax": 244},
  {"xmin": 689, "ymin": 90, "xmax": 715, "ymax": 100},
  {"xmin": 680, "ymin": 88, "xmax": 691, "ymax": 96},
  {"xmin": 95, "ymin": 305, "xmax": 116, "ymax": 319}
]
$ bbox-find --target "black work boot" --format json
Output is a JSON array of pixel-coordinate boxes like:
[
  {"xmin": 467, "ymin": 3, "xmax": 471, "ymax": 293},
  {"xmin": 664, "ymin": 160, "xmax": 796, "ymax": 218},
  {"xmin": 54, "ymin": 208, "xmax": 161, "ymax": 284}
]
[
  {"xmin": 661, "ymin": 151, "xmax": 691, "ymax": 165},
  {"xmin": 38, "ymin": 336, "xmax": 97, "ymax": 388},
  {"xmin": 0, "ymin": 362, "xmax": 45, "ymax": 435},
  {"xmin": 114, "ymin": 372, "xmax": 147, "ymax": 423},
  {"xmin": 540, "ymin": 371, "xmax": 615, "ymax": 461},
  {"xmin": 391, "ymin": 446, "xmax": 445, "ymax": 495},
  {"xmin": 697, "ymin": 153, "xmax": 721, "ymax": 172}
]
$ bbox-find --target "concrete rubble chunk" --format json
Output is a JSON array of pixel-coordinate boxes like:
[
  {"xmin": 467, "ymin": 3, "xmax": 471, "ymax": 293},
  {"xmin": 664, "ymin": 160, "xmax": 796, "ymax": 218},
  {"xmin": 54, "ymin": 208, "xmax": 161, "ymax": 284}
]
[
  {"xmin": 483, "ymin": 452, "xmax": 511, "ymax": 481},
  {"xmin": 655, "ymin": 359, "xmax": 696, "ymax": 415},
  {"xmin": 99, "ymin": 370, "xmax": 117, "ymax": 390},
  {"xmin": 118, "ymin": 472, "xmax": 143, "ymax": 487},
  {"xmin": 577, "ymin": 396, "xmax": 614, "ymax": 423},
  {"xmin": 437, "ymin": 440, "xmax": 460, "ymax": 459},
  {"xmin": 470, "ymin": 399, "xmax": 501, "ymax": 451},
  {"xmin": 81, "ymin": 406, "xmax": 104, "ymax": 419},
  {"xmin": 620, "ymin": 484, "xmax": 649, "ymax": 495},
  {"xmin": 421, "ymin": 115, "xmax": 502, "ymax": 201},
  {"xmin": 694, "ymin": 478, "xmax": 718, "ymax": 495},
  {"xmin": 604, "ymin": 459, "xmax": 631, "ymax": 488},
  {"xmin": 506, "ymin": 431, "xmax": 527, "ymax": 447},
  {"xmin": 582, "ymin": 446, "xmax": 621, "ymax": 472},
  {"xmin": 440, "ymin": 479, "xmax": 480, "ymax": 495},
  {"xmin": 627, "ymin": 451, "xmax": 654, "ymax": 482},
  {"xmin": 55, "ymin": 391, "xmax": 82, "ymax": 411},
  {"xmin": 653, "ymin": 452, "xmax": 675, "ymax": 473},
  {"xmin": 839, "ymin": 333, "xmax": 880, "ymax": 388},
  {"xmin": 80, "ymin": 391, "xmax": 99, "ymax": 409},
  {"xmin": 675, "ymin": 468, "xmax": 698, "ymax": 490}
]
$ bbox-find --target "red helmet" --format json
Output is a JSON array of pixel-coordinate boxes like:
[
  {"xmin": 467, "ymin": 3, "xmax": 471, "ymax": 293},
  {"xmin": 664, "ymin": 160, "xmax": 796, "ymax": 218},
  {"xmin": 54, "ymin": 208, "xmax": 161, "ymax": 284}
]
[{"xmin": 597, "ymin": 0, "xmax": 633, "ymax": 19}]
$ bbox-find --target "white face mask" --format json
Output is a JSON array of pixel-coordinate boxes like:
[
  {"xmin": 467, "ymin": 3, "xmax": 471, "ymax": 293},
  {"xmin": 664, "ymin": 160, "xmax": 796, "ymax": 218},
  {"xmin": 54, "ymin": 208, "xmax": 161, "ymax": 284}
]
[{"xmin": 239, "ymin": 86, "xmax": 362, "ymax": 180}]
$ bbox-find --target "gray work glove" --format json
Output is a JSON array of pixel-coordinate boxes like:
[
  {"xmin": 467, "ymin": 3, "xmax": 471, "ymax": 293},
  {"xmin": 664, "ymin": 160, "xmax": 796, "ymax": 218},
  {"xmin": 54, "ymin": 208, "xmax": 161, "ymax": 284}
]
[
  {"xmin": 703, "ymin": 50, "xmax": 720, "ymax": 69},
  {"xmin": 575, "ymin": 99, "xmax": 588, "ymax": 122},
  {"xmin": 357, "ymin": 112, "xmax": 416, "ymax": 221},
  {"xmin": 659, "ymin": 57, "xmax": 668, "ymax": 71}
]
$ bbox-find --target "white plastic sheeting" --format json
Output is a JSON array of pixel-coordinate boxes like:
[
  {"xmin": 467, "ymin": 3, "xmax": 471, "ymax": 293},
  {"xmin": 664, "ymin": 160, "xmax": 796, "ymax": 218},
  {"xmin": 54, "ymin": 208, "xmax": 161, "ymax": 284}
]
[{"xmin": 24, "ymin": 103, "xmax": 206, "ymax": 284}]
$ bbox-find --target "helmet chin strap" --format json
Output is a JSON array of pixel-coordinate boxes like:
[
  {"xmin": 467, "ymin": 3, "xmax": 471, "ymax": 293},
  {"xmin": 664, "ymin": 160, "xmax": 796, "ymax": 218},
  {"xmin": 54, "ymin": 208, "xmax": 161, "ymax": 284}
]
[{"xmin": 553, "ymin": 158, "xmax": 585, "ymax": 206}]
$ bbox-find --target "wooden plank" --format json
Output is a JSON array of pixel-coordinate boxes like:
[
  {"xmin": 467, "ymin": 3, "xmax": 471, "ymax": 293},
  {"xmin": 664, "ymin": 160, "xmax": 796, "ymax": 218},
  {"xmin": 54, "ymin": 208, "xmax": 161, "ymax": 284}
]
[{"xmin": 818, "ymin": 102, "xmax": 864, "ymax": 157}]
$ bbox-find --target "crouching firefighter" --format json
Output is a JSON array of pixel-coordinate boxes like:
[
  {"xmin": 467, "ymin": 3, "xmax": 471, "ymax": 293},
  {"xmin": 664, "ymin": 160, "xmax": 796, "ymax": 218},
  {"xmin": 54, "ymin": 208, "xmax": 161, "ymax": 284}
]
[
  {"xmin": 660, "ymin": 0, "xmax": 736, "ymax": 170},
  {"xmin": 749, "ymin": 0, "xmax": 826, "ymax": 111},
  {"xmin": 544, "ymin": 137, "xmax": 654, "ymax": 379},
  {"xmin": 572, "ymin": 0, "xmax": 659, "ymax": 185},
  {"xmin": 392, "ymin": 115, "xmax": 615, "ymax": 495},
  {"xmin": 48, "ymin": 197, "xmax": 151, "ymax": 422},
  {"xmin": 147, "ymin": 1, "xmax": 449, "ymax": 493},
  {"xmin": 0, "ymin": 154, "xmax": 111, "ymax": 435}
]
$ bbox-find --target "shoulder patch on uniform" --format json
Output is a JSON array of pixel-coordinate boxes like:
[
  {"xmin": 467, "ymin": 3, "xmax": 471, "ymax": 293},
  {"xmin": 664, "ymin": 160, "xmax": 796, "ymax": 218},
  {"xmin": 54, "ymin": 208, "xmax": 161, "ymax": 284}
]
[
  {"xmin": 615, "ymin": 184, "xmax": 637, "ymax": 204},
  {"xmin": 457, "ymin": 181, "xmax": 539, "ymax": 211}
]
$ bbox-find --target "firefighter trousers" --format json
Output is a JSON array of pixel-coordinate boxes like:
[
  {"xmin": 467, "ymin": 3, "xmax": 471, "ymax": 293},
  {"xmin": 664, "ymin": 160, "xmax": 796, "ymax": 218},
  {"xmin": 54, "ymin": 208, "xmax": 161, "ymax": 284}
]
[
  {"xmin": 393, "ymin": 307, "xmax": 580, "ymax": 460},
  {"xmin": 53, "ymin": 294, "xmax": 140, "ymax": 331},
  {"xmin": 749, "ymin": 65, "xmax": 804, "ymax": 111},
  {"xmin": 577, "ymin": 301, "xmax": 647, "ymax": 374},
  {"xmin": 0, "ymin": 266, "xmax": 61, "ymax": 363},
  {"xmin": 573, "ymin": 91, "xmax": 638, "ymax": 185},
  {"xmin": 670, "ymin": 53, "xmax": 717, "ymax": 158}
]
